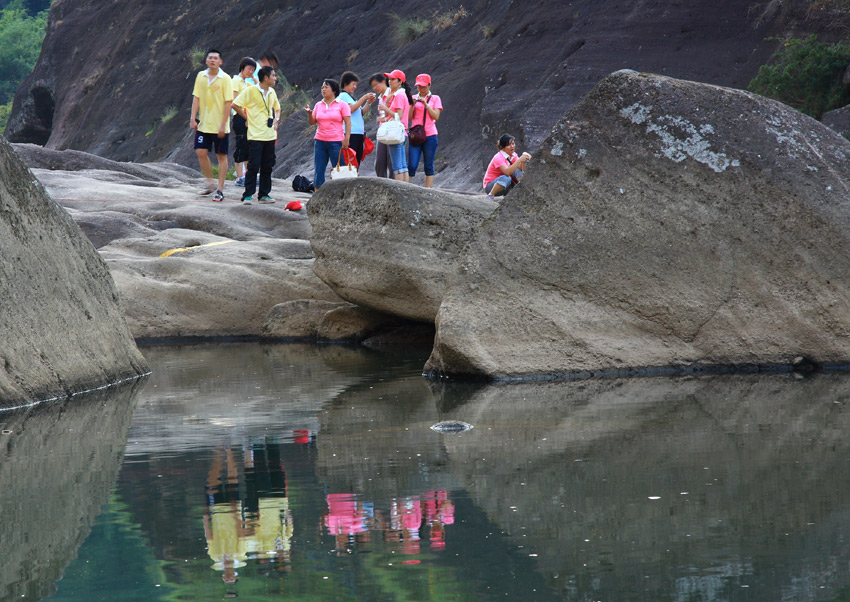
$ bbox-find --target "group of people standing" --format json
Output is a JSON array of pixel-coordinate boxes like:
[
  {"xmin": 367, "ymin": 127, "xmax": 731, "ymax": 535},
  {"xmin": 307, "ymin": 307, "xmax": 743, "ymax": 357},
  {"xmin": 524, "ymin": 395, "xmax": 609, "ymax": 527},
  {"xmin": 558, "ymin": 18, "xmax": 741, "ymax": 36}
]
[
  {"xmin": 190, "ymin": 49, "xmax": 528, "ymax": 203},
  {"xmin": 306, "ymin": 69, "xmax": 443, "ymax": 190}
]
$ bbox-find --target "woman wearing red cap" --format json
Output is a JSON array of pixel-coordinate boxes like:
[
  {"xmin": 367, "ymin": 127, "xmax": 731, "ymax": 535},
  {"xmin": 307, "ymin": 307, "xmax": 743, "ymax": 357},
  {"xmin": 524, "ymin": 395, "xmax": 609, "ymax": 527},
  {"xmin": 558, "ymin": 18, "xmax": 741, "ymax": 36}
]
[
  {"xmin": 408, "ymin": 73, "xmax": 443, "ymax": 188},
  {"xmin": 378, "ymin": 69, "xmax": 414, "ymax": 182}
]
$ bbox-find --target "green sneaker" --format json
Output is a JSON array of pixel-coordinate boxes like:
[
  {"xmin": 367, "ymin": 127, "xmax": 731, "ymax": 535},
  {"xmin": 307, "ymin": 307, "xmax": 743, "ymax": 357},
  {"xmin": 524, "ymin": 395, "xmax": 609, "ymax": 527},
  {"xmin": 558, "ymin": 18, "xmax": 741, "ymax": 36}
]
[
  {"xmin": 242, "ymin": 196, "xmax": 253, "ymax": 205},
  {"xmin": 258, "ymin": 196, "xmax": 276, "ymax": 204}
]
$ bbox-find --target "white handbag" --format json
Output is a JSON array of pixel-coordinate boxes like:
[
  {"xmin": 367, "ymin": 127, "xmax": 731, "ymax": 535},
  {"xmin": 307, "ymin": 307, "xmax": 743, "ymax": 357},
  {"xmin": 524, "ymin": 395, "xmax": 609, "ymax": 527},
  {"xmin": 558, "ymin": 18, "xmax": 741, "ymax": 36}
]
[
  {"xmin": 330, "ymin": 148, "xmax": 358, "ymax": 180},
  {"xmin": 377, "ymin": 112, "xmax": 405, "ymax": 145}
]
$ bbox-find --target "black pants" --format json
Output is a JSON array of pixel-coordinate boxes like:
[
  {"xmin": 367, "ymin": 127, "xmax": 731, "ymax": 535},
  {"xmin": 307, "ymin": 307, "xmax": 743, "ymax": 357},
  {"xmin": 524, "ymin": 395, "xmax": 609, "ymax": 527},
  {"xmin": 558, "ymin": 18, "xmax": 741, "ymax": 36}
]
[
  {"xmin": 232, "ymin": 114, "xmax": 249, "ymax": 163},
  {"xmin": 348, "ymin": 133, "xmax": 365, "ymax": 165},
  {"xmin": 243, "ymin": 140, "xmax": 276, "ymax": 199}
]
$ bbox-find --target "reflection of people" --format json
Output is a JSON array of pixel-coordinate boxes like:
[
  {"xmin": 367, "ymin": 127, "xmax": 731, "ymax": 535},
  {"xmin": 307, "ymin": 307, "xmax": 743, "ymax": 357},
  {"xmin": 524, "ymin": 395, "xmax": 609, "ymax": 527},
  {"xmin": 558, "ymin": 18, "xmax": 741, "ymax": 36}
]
[
  {"xmin": 483, "ymin": 134, "xmax": 531, "ymax": 197},
  {"xmin": 203, "ymin": 443, "xmax": 293, "ymax": 581}
]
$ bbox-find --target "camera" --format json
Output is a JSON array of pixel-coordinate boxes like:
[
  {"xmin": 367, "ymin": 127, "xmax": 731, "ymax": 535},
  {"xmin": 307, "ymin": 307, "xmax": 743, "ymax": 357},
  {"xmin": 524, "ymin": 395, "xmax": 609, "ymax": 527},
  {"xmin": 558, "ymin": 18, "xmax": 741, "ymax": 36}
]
[{"xmin": 267, "ymin": 117, "xmax": 274, "ymax": 128}]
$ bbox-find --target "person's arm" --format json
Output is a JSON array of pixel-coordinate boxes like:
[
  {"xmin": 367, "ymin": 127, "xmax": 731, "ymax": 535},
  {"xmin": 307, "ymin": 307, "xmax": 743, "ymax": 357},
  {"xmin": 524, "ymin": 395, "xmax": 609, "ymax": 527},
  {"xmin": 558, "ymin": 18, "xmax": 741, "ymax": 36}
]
[
  {"xmin": 342, "ymin": 116, "xmax": 351, "ymax": 149},
  {"xmin": 190, "ymin": 96, "xmax": 199, "ymax": 129},
  {"xmin": 498, "ymin": 153, "xmax": 531, "ymax": 175},
  {"xmin": 306, "ymin": 104, "xmax": 317, "ymax": 125},
  {"xmin": 425, "ymin": 98, "xmax": 441, "ymax": 122},
  {"xmin": 232, "ymin": 101, "xmax": 247, "ymax": 120},
  {"xmin": 219, "ymin": 100, "xmax": 232, "ymax": 137}
]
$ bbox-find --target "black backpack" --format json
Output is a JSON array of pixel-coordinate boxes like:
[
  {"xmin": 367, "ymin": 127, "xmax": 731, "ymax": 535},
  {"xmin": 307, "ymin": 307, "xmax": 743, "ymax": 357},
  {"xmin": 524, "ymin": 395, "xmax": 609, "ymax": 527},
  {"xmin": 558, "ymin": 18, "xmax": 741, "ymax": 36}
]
[{"xmin": 292, "ymin": 175, "xmax": 314, "ymax": 193}]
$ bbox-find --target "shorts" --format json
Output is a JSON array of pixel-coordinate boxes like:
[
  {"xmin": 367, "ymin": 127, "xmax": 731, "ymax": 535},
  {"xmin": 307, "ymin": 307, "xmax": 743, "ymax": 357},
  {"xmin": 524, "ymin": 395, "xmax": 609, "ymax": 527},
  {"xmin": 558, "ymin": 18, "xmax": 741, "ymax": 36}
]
[{"xmin": 194, "ymin": 131, "xmax": 230, "ymax": 155}]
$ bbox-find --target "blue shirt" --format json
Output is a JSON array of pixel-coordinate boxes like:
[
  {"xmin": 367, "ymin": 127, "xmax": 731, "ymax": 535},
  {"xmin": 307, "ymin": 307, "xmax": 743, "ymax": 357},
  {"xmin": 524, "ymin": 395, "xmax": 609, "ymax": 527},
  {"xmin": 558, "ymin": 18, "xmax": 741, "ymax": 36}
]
[{"xmin": 338, "ymin": 91, "xmax": 365, "ymax": 135}]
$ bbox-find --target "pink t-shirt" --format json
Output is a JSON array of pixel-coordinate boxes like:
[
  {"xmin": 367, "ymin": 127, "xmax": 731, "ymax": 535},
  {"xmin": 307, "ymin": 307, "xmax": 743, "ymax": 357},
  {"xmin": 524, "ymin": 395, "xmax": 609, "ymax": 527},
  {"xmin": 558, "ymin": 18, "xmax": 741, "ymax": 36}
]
[
  {"xmin": 483, "ymin": 150, "xmax": 519, "ymax": 188},
  {"xmin": 388, "ymin": 91, "xmax": 410, "ymax": 133},
  {"xmin": 312, "ymin": 97, "xmax": 351, "ymax": 141},
  {"xmin": 410, "ymin": 94, "xmax": 442, "ymax": 137}
]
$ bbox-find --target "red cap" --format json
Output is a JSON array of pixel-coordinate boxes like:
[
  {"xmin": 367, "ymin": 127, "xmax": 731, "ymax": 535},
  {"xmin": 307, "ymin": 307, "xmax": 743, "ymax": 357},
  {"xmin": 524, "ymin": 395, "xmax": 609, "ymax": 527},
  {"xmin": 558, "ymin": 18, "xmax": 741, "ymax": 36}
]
[
  {"xmin": 414, "ymin": 73, "xmax": 431, "ymax": 86},
  {"xmin": 384, "ymin": 69, "xmax": 406, "ymax": 83},
  {"xmin": 285, "ymin": 201, "xmax": 303, "ymax": 211}
]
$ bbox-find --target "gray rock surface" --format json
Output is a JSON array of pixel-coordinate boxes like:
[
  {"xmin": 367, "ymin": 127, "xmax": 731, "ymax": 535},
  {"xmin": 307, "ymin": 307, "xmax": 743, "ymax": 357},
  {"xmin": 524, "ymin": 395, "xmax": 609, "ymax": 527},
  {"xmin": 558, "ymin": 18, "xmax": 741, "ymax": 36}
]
[
  {"xmin": 309, "ymin": 179, "xmax": 497, "ymax": 322},
  {"xmin": 12, "ymin": 144, "xmax": 335, "ymax": 340},
  {"xmin": 0, "ymin": 139, "xmax": 148, "ymax": 407},
  {"xmin": 426, "ymin": 70, "xmax": 850, "ymax": 379},
  {"xmin": 821, "ymin": 104, "xmax": 850, "ymax": 140},
  {"xmin": 262, "ymin": 299, "xmax": 353, "ymax": 341}
]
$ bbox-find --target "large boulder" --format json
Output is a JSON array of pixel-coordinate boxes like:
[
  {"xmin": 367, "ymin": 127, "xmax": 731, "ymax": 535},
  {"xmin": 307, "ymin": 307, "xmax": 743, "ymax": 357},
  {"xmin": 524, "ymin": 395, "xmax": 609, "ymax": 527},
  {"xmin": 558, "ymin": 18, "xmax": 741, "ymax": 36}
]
[
  {"xmin": 0, "ymin": 138, "xmax": 148, "ymax": 407},
  {"xmin": 426, "ymin": 70, "xmax": 850, "ymax": 379},
  {"xmin": 309, "ymin": 179, "xmax": 497, "ymax": 322}
]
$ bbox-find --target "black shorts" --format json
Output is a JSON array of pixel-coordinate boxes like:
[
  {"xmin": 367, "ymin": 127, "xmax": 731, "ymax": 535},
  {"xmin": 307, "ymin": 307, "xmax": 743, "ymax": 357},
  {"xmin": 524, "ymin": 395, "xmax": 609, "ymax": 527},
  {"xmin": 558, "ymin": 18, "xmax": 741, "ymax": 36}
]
[{"xmin": 194, "ymin": 131, "xmax": 230, "ymax": 155}]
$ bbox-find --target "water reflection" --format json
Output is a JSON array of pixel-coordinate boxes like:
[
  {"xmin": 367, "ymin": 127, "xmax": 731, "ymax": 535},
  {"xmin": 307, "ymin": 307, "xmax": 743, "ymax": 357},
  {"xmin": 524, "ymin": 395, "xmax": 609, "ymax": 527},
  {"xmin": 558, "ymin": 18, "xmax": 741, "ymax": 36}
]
[
  {"xmin": 0, "ymin": 381, "xmax": 142, "ymax": 601},
  {"xmin": 36, "ymin": 343, "xmax": 850, "ymax": 601}
]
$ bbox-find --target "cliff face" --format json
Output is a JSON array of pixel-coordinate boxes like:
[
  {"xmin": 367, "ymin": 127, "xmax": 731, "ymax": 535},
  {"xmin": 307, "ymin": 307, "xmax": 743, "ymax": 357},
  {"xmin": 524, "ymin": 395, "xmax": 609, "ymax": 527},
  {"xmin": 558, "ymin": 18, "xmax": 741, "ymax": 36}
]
[{"xmin": 5, "ymin": 0, "xmax": 819, "ymax": 189}]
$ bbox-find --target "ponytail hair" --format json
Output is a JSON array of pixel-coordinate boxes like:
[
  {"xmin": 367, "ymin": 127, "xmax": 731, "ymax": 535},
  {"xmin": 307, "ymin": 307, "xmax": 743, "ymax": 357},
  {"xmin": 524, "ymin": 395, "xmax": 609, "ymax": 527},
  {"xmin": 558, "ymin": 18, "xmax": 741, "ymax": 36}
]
[{"xmin": 401, "ymin": 81, "xmax": 414, "ymax": 105}]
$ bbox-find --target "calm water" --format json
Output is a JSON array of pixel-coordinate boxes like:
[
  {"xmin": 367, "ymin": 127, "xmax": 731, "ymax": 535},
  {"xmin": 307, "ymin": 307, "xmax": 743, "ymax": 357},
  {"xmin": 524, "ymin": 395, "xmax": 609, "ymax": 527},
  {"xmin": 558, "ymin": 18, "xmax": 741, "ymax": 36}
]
[{"xmin": 6, "ymin": 342, "xmax": 850, "ymax": 601}]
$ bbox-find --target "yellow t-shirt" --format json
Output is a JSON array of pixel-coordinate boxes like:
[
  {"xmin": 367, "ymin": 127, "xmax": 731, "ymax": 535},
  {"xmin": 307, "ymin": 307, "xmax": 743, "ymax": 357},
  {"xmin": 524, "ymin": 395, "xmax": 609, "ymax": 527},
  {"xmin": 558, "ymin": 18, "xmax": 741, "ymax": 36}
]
[
  {"xmin": 233, "ymin": 86, "xmax": 281, "ymax": 142},
  {"xmin": 193, "ymin": 69, "xmax": 233, "ymax": 134}
]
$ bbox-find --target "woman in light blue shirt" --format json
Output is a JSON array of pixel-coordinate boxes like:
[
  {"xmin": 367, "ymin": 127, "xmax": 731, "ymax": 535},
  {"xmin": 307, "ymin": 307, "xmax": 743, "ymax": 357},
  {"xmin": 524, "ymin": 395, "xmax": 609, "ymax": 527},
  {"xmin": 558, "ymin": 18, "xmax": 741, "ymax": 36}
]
[{"xmin": 339, "ymin": 71, "xmax": 374, "ymax": 165}]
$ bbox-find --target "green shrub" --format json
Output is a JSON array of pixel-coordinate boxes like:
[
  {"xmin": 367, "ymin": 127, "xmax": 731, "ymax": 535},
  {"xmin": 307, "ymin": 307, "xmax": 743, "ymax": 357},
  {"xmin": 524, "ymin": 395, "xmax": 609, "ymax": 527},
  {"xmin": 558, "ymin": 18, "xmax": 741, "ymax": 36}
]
[
  {"xmin": 0, "ymin": 0, "xmax": 47, "ymax": 105},
  {"xmin": 748, "ymin": 34, "xmax": 850, "ymax": 119},
  {"xmin": 276, "ymin": 72, "xmax": 311, "ymax": 120},
  {"xmin": 0, "ymin": 99, "xmax": 11, "ymax": 133},
  {"xmin": 391, "ymin": 15, "xmax": 430, "ymax": 44}
]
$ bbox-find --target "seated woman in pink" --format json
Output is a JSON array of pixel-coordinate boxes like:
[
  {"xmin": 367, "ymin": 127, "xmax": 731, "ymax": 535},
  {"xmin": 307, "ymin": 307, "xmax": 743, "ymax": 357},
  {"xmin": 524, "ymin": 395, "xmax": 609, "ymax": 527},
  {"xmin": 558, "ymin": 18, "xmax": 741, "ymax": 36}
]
[{"xmin": 482, "ymin": 134, "xmax": 531, "ymax": 197}]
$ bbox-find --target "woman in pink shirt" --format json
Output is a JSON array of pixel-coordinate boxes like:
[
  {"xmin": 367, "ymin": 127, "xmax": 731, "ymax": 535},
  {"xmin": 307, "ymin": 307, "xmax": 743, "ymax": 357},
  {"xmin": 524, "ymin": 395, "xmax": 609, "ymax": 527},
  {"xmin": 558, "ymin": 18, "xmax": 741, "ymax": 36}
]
[
  {"xmin": 407, "ymin": 73, "xmax": 443, "ymax": 188},
  {"xmin": 483, "ymin": 134, "xmax": 531, "ymax": 197},
  {"xmin": 305, "ymin": 78, "xmax": 351, "ymax": 190},
  {"xmin": 377, "ymin": 69, "xmax": 413, "ymax": 182}
]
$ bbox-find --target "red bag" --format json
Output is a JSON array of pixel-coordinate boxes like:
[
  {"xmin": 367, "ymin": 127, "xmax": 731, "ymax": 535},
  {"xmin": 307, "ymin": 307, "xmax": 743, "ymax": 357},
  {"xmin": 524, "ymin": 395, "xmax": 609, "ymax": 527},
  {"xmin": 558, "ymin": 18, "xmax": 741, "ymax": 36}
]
[{"xmin": 363, "ymin": 137, "xmax": 375, "ymax": 156}]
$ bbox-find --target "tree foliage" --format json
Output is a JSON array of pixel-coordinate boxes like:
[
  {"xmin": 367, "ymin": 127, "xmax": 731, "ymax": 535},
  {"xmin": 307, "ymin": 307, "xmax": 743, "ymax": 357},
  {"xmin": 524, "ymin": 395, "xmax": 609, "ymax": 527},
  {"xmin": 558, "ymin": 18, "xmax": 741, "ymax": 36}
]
[
  {"xmin": 0, "ymin": 0, "xmax": 47, "ymax": 109},
  {"xmin": 748, "ymin": 35, "xmax": 850, "ymax": 119}
]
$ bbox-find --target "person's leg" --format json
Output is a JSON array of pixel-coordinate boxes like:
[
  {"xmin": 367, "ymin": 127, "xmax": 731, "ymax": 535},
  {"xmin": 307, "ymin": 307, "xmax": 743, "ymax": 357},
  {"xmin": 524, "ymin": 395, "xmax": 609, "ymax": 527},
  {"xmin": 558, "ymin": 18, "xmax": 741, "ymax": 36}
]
[
  {"xmin": 407, "ymin": 142, "xmax": 422, "ymax": 179},
  {"xmin": 328, "ymin": 140, "xmax": 343, "ymax": 168},
  {"xmin": 243, "ymin": 140, "xmax": 261, "ymax": 202},
  {"xmin": 389, "ymin": 142, "xmax": 408, "ymax": 182},
  {"xmin": 213, "ymin": 134, "xmax": 230, "ymax": 195},
  {"xmin": 314, "ymin": 140, "xmax": 330, "ymax": 189},
  {"xmin": 423, "ymin": 135, "xmax": 438, "ymax": 188},
  {"xmin": 258, "ymin": 141, "xmax": 276, "ymax": 199},
  {"xmin": 233, "ymin": 115, "xmax": 248, "ymax": 182},
  {"xmin": 375, "ymin": 142, "xmax": 390, "ymax": 178},
  {"xmin": 349, "ymin": 134, "xmax": 364, "ymax": 165},
  {"xmin": 194, "ymin": 133, "xmax": 216, "ymax": 193}
]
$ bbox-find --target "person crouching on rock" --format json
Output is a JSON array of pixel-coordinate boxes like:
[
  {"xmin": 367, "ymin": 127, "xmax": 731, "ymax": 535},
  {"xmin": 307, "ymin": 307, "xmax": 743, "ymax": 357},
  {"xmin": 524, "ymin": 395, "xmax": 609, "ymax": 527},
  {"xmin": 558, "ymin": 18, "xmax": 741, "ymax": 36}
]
[
  {"xmin": 232, "ymin": 66, "xmax": 281, "ymax": 205},
  {"xmin": 304, "ymin": 79, "xmax": 351, "ymax": 190},
  {"xmin": 483, "ymin": 134, "xmax": 531, "ymax": 197}
]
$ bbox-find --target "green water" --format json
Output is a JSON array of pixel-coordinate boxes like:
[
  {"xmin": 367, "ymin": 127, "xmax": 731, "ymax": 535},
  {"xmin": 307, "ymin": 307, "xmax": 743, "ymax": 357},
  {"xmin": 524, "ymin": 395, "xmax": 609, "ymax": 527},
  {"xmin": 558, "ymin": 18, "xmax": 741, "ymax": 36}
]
[{"xmin": 6, "ymin": 342, "xmax": 850, "ymax": 601}]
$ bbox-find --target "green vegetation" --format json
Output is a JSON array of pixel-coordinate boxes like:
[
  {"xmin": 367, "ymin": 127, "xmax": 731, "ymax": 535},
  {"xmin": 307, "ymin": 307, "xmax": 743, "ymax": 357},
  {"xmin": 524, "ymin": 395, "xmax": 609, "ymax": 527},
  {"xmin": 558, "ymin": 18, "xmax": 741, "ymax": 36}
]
[
  {"xmin": 189, "ymin": 46, "xmax": 206, "ymax": 70},
  {"xmin": 391, "ymin": 15, "xmax": 431, "ymax": 44},
  {"xmin": 210, "ymin": 165, "xmax": 236, "ymax": 181},
  {"xmin": 748, "ymin": 35, "xmax": 850, "ymax": 119},
  {"xmin": 0, "ymin": 0, "xmax": 48, "ymax": 132},
  {"xmin": 277, "ymin": 72, "xmax": 311, "ymax": 120},
  {"xmin": 432, "ymin": 5, "xmax": 468, "ymax": 31}
]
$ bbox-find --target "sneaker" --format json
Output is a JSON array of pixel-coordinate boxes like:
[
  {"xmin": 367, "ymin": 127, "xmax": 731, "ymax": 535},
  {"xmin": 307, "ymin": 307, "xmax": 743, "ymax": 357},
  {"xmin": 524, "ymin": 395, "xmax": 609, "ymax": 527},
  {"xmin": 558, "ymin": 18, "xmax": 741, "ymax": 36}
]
[
  {"xmin": 242, "ymin": 196, "xmax": 253, "ymax": 205},
  {"xmin": 213, "ymin": 190, "xmax": 224, "ymax": 202},
  {"xmin": 258, "ymin": 196, "xmax": 276, "ymax": 204},
  {"xmin": 234, "ymin": 177, "xmax": 245, "ymax": 186}
]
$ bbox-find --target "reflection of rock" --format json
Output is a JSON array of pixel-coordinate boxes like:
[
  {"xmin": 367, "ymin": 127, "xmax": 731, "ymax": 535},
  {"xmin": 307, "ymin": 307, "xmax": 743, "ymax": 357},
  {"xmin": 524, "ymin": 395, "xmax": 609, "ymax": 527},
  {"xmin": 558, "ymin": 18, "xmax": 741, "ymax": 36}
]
[
  {"xmin": 438, "ymin": 373, "xmax": 850, "ymax": 599},
  {"xmin": 428, "ymin": 70, "xmax": 850, "ymax": 379},
  {"xmin": 126, "ymin": 342, "xmax": 412, "ymax": 454},
  {"xmin": 0, "ymin": 381, "xmax": 141, "ymax": 600},
  {"xmin": 309, "ymin": 179, "xmax": 497, "ymax": 322},
  {"xmin": 314, "ymin": 362, "xmax": 460, "ymax": 499},
  {"xmin": 0, "ymin": 139, "xmax": 148, "ymax": 407}
]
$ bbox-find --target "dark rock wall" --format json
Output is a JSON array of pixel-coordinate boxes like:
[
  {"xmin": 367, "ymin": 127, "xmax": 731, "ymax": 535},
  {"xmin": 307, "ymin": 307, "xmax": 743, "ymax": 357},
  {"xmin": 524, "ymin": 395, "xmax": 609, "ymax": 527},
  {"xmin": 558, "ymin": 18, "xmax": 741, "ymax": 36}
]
[{"xmin": 6, "ymin": 0, "xmax": 816, "ymax": 189}]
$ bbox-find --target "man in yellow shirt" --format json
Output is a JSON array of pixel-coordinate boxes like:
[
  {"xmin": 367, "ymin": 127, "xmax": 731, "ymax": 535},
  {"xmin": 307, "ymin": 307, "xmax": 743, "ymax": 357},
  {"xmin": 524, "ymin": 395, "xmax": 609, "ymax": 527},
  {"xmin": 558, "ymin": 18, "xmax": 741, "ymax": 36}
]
[
  {"xmin": 232, "ymin": 66, "xmax": 281, "ymax": 205},
  {"xmin": 190, "ymin": 49, "xmax": 233, "ymax": 202}
]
